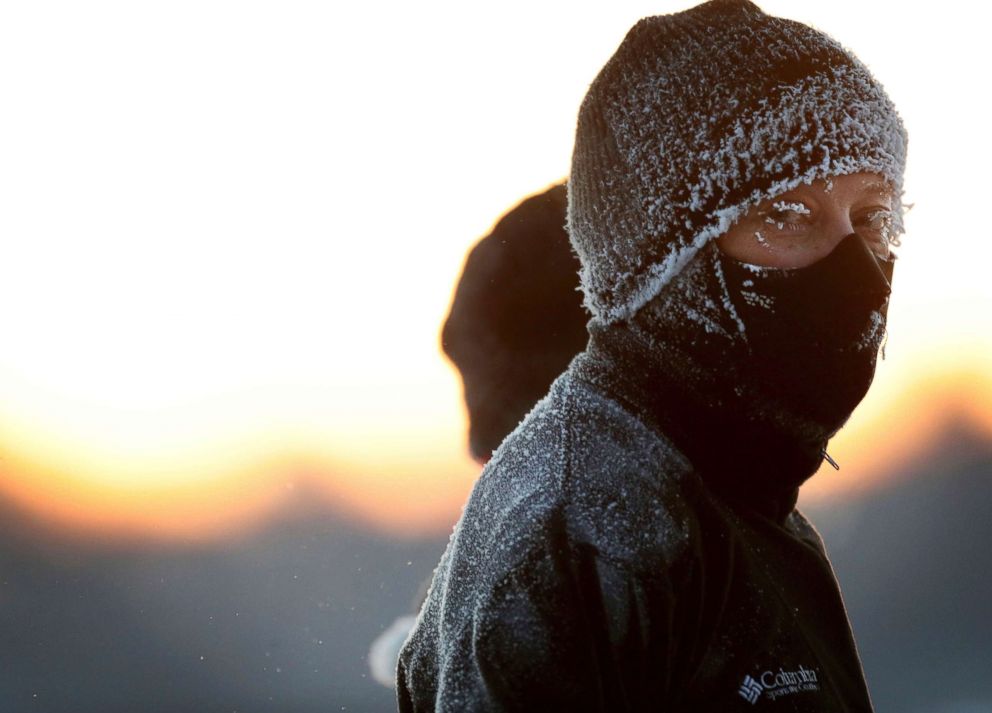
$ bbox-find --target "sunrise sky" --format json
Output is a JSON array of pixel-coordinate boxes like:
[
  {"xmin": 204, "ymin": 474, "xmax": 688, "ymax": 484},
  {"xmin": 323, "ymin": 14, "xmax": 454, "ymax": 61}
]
[{"xmin": 0, "ymin": 0, "xmax": 988, "ymax": 541}]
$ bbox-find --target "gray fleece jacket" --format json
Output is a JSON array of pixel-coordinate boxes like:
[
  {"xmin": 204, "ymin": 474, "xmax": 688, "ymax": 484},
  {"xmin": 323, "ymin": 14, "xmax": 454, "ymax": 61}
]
[
  {"xmin": 398, "ymin": 238, "xmax": 879, "ymax": 711},
  {"xmin": 396, "ymin": 356, "xmax": 873, "ymax": 711}
]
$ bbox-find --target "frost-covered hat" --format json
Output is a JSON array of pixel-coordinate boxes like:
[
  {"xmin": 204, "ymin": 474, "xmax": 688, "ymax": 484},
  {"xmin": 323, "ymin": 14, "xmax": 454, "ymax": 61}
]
[{"xmin": 567, "ymin": 0, "xmax": 907, "ymax": 324}]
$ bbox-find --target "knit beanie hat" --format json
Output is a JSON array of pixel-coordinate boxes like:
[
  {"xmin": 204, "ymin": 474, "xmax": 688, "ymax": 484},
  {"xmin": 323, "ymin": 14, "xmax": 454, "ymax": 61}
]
[
  {"xmin": 442, "ymin": 183, "xmax": 588, "ymax": 461},
  {"xmin": 567, "ymin": 0, "xmax": 907, "ymax": 324}
]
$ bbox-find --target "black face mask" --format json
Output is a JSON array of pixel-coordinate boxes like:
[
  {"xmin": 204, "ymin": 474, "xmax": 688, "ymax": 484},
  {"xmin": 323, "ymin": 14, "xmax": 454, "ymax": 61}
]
[{"xmin": 718, "ymin": 234, "xmax": 895, "ymax": 434}]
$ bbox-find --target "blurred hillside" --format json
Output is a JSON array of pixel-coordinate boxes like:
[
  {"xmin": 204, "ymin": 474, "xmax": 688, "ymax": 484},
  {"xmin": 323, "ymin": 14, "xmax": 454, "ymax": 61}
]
[
  {"xmin": 0, "ymin": 426, "xmax": 989, "ymax": 712},
  {"xmin": 803, "ymin": 422, "xmax": 992, "ymax": 713},
  {"xmin": 0, "ymin": 489, "xmax": 446, "ymax": 713}
]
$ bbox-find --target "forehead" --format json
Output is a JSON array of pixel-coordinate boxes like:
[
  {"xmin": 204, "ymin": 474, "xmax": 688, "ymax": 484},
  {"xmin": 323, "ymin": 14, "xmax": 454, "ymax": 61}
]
[{"xmin": 783, "ymin": 172, "xmax": 894, "ymax": 204}]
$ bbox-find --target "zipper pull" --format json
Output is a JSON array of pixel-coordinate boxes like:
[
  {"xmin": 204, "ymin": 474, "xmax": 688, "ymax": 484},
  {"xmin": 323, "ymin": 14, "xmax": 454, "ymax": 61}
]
[{"xmin": 821, "ymin": 449, "xmax": 840, "ymax": 471}]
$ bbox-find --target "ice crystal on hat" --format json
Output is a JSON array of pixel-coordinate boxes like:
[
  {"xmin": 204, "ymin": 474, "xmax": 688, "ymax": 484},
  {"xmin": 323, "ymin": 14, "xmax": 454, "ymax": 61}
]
[{"xmin": 567, "ymin": 0, "xmax": 907, "ymax": 324}]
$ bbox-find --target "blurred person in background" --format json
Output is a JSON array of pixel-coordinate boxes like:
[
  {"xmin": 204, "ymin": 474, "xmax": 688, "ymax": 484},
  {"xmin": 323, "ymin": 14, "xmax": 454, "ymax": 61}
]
[
  {"xmin": 369, "ymin": 182, "xmax": 588, "ymax": 687},
  {"xmin": 398, "ymin": 0, "xmax": 907, "ymax": 710},
  {"xmin": 440, "ymin": 182, "xmax": 589, "ymax": 465}
]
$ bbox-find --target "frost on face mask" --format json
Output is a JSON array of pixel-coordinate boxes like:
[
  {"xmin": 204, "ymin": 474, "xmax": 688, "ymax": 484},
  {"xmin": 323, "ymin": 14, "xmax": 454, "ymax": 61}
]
[
  {"xmin": 854, "ymin": 310, "xmax": 888, "ymax": 352},
  {"xmin": 716, "ymin": 234, "xmax": 895, "ymax": 432}
]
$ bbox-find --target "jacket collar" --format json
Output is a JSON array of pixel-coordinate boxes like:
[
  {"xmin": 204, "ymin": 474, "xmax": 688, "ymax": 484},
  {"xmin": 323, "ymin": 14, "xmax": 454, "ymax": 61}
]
[{"xmin": 571, "ymin": 318, "xmax": 823, "ymax": 525}]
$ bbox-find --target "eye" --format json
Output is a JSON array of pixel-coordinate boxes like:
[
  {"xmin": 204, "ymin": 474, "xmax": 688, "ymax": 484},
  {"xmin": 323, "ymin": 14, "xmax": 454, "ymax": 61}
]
[
  {"xmin": 760, "ymin": 200, "xmax": 812, "ymax": 231},
  {"xmin": 862, "ymin": 209, "xmax": 892, "ymax": 233},
  {"xmin": 854, "ymin": 207, "xmax": 895, "ymax": 256}
]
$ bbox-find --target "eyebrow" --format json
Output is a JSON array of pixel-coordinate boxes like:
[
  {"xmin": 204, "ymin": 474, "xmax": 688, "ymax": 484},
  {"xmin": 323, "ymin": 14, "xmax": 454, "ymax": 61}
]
[
  {"xmin": 761, "ymin": 180, "xmax": 895, "ymax": 211},
  {"xmin": 862, "ymin": 186, "xmax": 896, "ymax": 210},
  {"xmin": 857, "ymin": 180, "xmax": 896, "ymax": 199}
]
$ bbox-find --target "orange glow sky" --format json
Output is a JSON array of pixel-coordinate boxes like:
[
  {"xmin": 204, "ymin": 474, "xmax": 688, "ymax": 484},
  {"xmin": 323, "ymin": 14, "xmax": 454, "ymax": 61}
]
[{"xmin": 0, "ymin": 1, "xmax": 989, "ymax": 542}]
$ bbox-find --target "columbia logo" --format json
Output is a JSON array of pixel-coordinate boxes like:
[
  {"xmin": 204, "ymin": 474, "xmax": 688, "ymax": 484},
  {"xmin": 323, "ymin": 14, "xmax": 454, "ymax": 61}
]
[
  {"xmin": 738, "ymin": 675, "xmax": 764, "ymax": 705},
  {"xmin": 738, "ymin": 665, "xmax": 820, "ymax": 703}
]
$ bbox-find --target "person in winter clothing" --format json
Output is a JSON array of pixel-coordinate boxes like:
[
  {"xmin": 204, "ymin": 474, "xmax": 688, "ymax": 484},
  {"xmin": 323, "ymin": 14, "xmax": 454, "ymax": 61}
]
[
  {"xmin": 441, "ymin": 182, "xmax": 588, "ymax": 465},
  {"xmin": 397, "ymin": 1, "xmax": 906, "ymax": 711},
  {"xmin": 369, "ymin": 183, "xmax": 587, "ymax": 687}
]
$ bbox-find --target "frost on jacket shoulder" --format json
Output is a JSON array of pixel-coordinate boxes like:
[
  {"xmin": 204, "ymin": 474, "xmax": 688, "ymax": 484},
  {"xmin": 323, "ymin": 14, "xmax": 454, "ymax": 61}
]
[{"xmin": 396, "ymin": 371, "xmax": 701, "ymax": 712}]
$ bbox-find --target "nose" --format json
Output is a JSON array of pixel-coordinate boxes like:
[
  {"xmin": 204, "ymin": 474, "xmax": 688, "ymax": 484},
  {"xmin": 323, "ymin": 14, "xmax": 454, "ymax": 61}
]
[
  {"xmin": 822, "ymin": 208, "xmax": 889, "ymax": 261},
  {"xmin": 823, "ymin": 233, "xmax": 893, "ymax": 295},
  {"xmin": 824, "ymin": 209, "xmax": 856, "ymax": 250}
]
